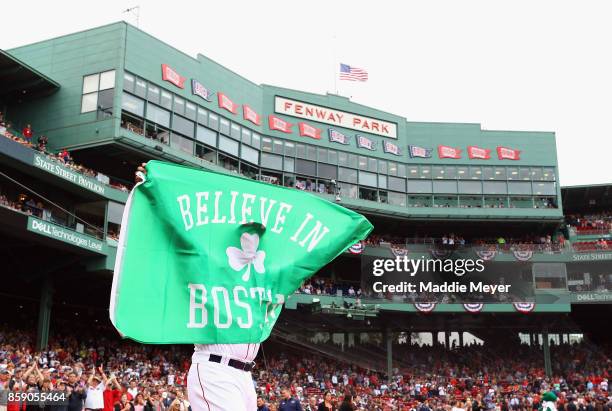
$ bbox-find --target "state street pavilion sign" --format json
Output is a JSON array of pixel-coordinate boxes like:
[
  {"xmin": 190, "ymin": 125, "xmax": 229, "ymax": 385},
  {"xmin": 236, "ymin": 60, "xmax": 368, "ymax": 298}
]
[{"xmin": 275, "ymin": 96, "xmax": 398, "ymax": 139}]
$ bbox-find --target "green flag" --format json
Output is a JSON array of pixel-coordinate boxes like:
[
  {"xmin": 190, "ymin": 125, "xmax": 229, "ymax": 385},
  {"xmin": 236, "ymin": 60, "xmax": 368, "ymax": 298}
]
[{"xmin": 110, "ymin": 161, "xmax": 373, "ymax": 344}]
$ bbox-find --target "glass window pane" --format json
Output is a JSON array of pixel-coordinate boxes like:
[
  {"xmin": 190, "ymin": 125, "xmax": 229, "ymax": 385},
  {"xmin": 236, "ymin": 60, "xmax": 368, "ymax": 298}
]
[
  {"xmin": 388, "ymin": 192, "xmax": 406, "ymax": 207},
  {"xmin": 379, "ymin": 160, "xmax": 388, "ymax": 174},
  {"xmin": 296, "ymin": 144, "xmax": 306, "ymax": 158},
  {"xmin": 230, "ymin": 123, "xmax": 241, "ymax": 139},
  {"xmin": 359, "ymin": 171, "xmax": 377, "ymax": 187},
  {"xmin": 397, "ymin": 164, "xmax": 407, "ymax": 178},
  {"xmin": 542, "ymin": 168, "xmax": 555, "ymax": 181},
  {"xmin": 295, "ymin": 159, "xmax": 316, "ymax": 175},
  {"xmin": 251, "ymin": 132, "xmax": 260, "ymax": 149},
  {"xmin": 208, "ymin": 113, "xmax": 219, "ymax": 130},
  {"xmin": 261, "ymin": 137, "xmax": 273, "ymax": 152},
  {"xmin": 419, "ymin": 165, "xmax": 431, "ymax": 179},
  {"xmin": 494, "ymin": 167, "xmax": 506, "ymax": 180},
  {"xmin": 338, "ymin": 151, "xmax": 348, "ymax": 166},
  {"xmin": 388, "ymin": 176, "xmax": 406, "ymax": 192},
  {"xmin": 483, "ymin": 181, "xmax": 507, "ymax": 194},
  {"xmin": 99, "ymin": 70, "xmax": 116, "ymax": 90},
  {"xmin": 469, "ymin": 166, "xmax": 482, "ymax": 180},
  {"xmin": 483, "ymin": 167, "xmax": 495, "ymax": 180},
  {"xmin": 378, "ymin": 175, "xmax": 387, "ymax": 189},
  {"xmin": 285, "ymin": 142, "xmax": 295, "ymax": 157},
  {"xmin": 458, "ymin": 181, "xmax": 482, "ymax": 194},
  {"xmin": 147, "ymin": 84, "xmax": 160, "ymax": 104},
  {"xmin": 97, "ymin": 89, "xmax": 113, "ymax": 110},
  {"xmin": 519, "ymin": 167, "xmax": 531, "ymax": 181},
  {"xmin": 338, "ymin": 167, "xmax": 357, "ymax": 182},
  {"xmin": 284, "ymin": 157, "xmax": 294, "ymax": 172},
  {"xmin": 388, "ymin": 162, "xmax": 397, "ymax": 176},
  {"xmin": 185, "ymin": 102, "xmax": 197, "ymax": 120},
  {"xmin": 507, "ymin": 167, "xmax": 519, "ymax": 180},
  {"xmin": 83, "ymin": 74, "xmax": 99, "ymax": 94},
  {"xmin": 146, "ymin": 104, "xmax": 170, "ymax": 127},
  {"xmin": 81, "ymin": 92, "xmax": 98, "ymax": 113},
  {"xmin": 368, "ymin": 158, "xmax": 377, "ymax": 172},
  {"xmin": 240, "ymin": 145, "xmax": 259, "ymax": 164},
  {"xmin": 318, "ymin": 147, "xmax": 328, "ymax": 162},
  {"xmin": 408, "ymin": 180, "xmax": 432, "ymax": 194},
  {"xmin": 196, "ymin": 126, "xmax": 217, "ymax": 146},
  {"xmin": 260, "ymin": 153, "xmax": 283, "ymax": 170},
  {"xmin": 170, "ymin": 133, "xmax": 194, "ymax": 155},
  {"xmin": 531, "ymin": 167, "xmax": 544, "ymax": 181},
  {"xmin": 197, "ymin": 108, "xmax": 208, "ymax": 125},
  {"xmin": 433, "ymin": 166, "xmax": 445, "ymax": 179},
  {"xmin": 173, "ymin": 97, "xmax": 185, "ymax": 115},
  {"xmin": 134, "ymin": 78, "xmax": 146, "ymax": 98},
  {"xmin": 532, "ymin": 182, "xmax": 556, "ymax": 195},
  {"xmin": 120, "ymin": 93, "xmax": 143, "ymax": 116},
  {"xmin": 318, "ymin": 163, "xmax": 337, "ymax": 179},
  {"xmin": 508, "ymin": 182, "xmax": 532, "ymax": 195},
  {"xmin": 341, "ymin": 183, "xmax": 358, "ymax": 199},
  {"xmin": 307, "ymin": 146, "xmax": 317, "ymax": 160},
  {"xmin": 241, "ymin": 128, "xmax": 251, "ymax": 145},
  {"xmin": 219, "ymin": 118, "xmax": 230, "ymax": 135},
  {"xmin": 358, "ymin": 156, "xmax": 368, "ymax": 170},
  {"xmin": 444, "ymin": 166, "xmax": 457, "ymax": 179},
  {"xmin": 160, "ymin": 90, "xmax": 172, "ymax": 110},
  {"xmin": 407, "ymin": 165, "xmax": 419, "ymax": 177},
  {"xmin": 273, "ymin": 140, "xmax": 284, "ymax": 154},
  {"xmin": 457, "ymin": 166, "xmax": 469, "ymax": 179},
  {"xmin": 433, "ymin": 180, "xmax": 458, "ymax": 193},
  {"xmin": 328, "ymin": 150, "xmax": 337, "ymax": 164},
  {"xmin": 348, "ymin": 154, "xmax": 358, "ymax": 168},
  {"xmin": 171, "ymin": 114, "xmax": 194, "ymax": 138},
  {"xmin": 218, "ymin": 135, "xmax": 239, "ymax": 156},
  {"xmin": 123, "ymin": 73, "xmax": 135, "ymax": 93}
]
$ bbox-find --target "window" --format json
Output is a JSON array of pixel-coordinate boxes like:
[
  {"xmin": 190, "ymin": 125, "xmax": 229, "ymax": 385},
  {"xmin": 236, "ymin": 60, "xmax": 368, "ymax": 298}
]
[
  {"xmin": 173, "ymin": 97, "xmax": 185, "ymax": 116},
  {"xmin": 542, "ymin": 168, "xmax": 555, "ymax": 181},
  {"xmin": 388, "ymin": 192, "xmax": 406, "ymax": 207},
  {"xmin": 531, "ymin": 168, "xmax": 544, "ymax": 181},
  {"xmin": 508, "ymin": 182, "xmax": 532, "ymax": 195},
  {"xmin": 208, "ymin": 113, "xmax": 219, "ymax": 130},
  {"xmin": 261, "ymin": 153, "xmax": 283, "ymax": 170},
  {"xmin": 469, "ymin": 166, "xmax": 482, "ymax": 180},
  {"xmin": 358, "ymin": 156, "xmax": 368, "ymax": 170},
  {"xmin": 146, "ymin": 104, "xmax": 170, "ymax": 127},
  {"xmin": 388, "ymin": 176, "xmax": 406, "ymax": 192},
  {"xmin": 433, "ymin": 181, "xmax": 458, "ymax": 194},
  {"xmin": 532, "ymin": 182, "xmax": 556, "ymax": 195},
  {"xmin": 99, "ymin": 70, "xmax": 115, "ymax": 90},
  {"xmin": 160, "ymin": 90, "xmax": 172, "ymax": 110},
  {"xmin": 444, "ymin": 166, "xmax": 457, "ymax": 179},
  {"xmin": 307, "ymin": 146, "xmax": 317, "ymax": 161},
  {"xmin": 388, "ymin": 162, "xmax": 397, "ymax": 176},
  {"xmin": 284, "ymin": 158, "xmax": 294, "ymax": 172},
  {"xmin": 397, "ymin": 164, "xmax": 407, "ymax": 178},
  {"xmin": 338, "ymin": 152, "xmax": 348, "ymax": 166},
  {"xmin": 433, "ymin": 166, "xmax": 445, "ymax": 179},
  {"xmin": 220, "ymin": 118, "xmax": 230, "ymax": 135},
  {"xmin": 81, "ymin": 70, "xmax": 116, "ymax": 114},
  {"xmin": 198, "ymin": 108, "xmax": 208, "ymax": 125},
  {"xmin": 285, "ymin": 142, "xmax": 296, "ymax": 157},
  {"xmin": 483, "ymin": 167, "xmax": 495, "ymax": 180},
  {"xmin": 507, "ymin": 167, "xmax": 519, "ymax": 180},
  {"xmin": 494, "ymin": 167, "xmax": 506, "ymax": 180},
  {"xmin": 251, "ymin": 132, "xmax": 261, "ymax": 149},
  {"xmin": 240, "ymin": 145, "xmax": 259, "ymax": 164},
  {"xmin": 273, "ymin": 140, "xmax": 284, "ymax": 154},
  {"xmin": 368, "ymin": 158, "xmax": 377, "ymax": 172},
  {"xmin": 261, "ymin": 137, "xmax": 273, "ymax": 152},
  {"xmin": 348, "ymin": 154, "xmax": 358, "ymax": 168},
  {"xmin": 123, "ymin": 73, "xmax": 135, "ymax": 93},
  {"xmin": 147, "ymin": 84, "xmax": 160, "ymax": 104},
  {"xmin": 296, "ymin": 144, "xmax": 306, "ymax": 158},
  {"xmin": 185, "ymin": 102, "xmax": 197, "ymax": 121},
  {"xmin": 134, "ymin": 78, "xmax": 146, "ymax": 98},
  {"xmin": 230, "ymin": 123, "xmax": 241, "ymax": 139},
  {"xmin": 196, "ymin": 144, "xmax": 216, "ymax": 163},
  {"xmin": 328, "ymin": 150, "xmax": 337, "ymax": 164},
  {"xmin": 419, "ymin": 165, "xmax": 431, "ymax": 179},
  {"xmin": 458, "ymin": 181, "xmax": 482, "ymax": 194},
  {"xmin": 483, "ymin": 181, "xmax": 507, "ymax": 194},
  {"xmin": 457, "ymin": 166, "xmax": 469, "ymax": 179},
  {"xmin": 121, "ymin": 94, "xmax": 144, "ymax": 117},
  {"xmin": 339, "ymin": 167, "xmax": 357, "ymax": 182},
  {"xmin": 219, "ymin": 135, "xmax": 239, "ymax": 156},
  {"xmin": 359, "ymin": 171, "xmax": 377, "ymax": 187},
  {"xmin": 407, "ymin": 180, "xmax": 432, "ymax": 193},
  {"xmin": 170, "ymin": 133, "xmax": 194, "ymax": 155},
  {"xmin": 318, "ymin": 163, "xmax": 337, "ymax": 179},
  {"xmin": 295, "ymin": 159, "xmax": 316, "ymax": 175},
  {"xmin": 519, "ymin": 168, "xmax": 531, "ymax": 181},
  {"xmin": 318, "ymin": 147, "xmax": 328, "ymax": 162},
  {"xmin": 171, "ymin": 114, "xmax": 194, "ymax": 138},
  {"xmin": 196, "ymin": 126, "xmax": 217, "ymax": 146},
  {"xmin": 379, "ymin": 160, "xmax": 388, "ymax": 174},
  {"xmin": 241, "ymin": 128, "xmax": 251, "ymax": 145},
  {"xmin": 378, "ymin": 175, "xmax": 387, "ymax": 189}
]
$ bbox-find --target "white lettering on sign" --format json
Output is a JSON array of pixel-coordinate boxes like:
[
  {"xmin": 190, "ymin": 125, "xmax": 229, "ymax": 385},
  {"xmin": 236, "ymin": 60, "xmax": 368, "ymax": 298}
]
[{"xmin": 275, "ymin": 96, "xmax": 397, "ymax": 138}]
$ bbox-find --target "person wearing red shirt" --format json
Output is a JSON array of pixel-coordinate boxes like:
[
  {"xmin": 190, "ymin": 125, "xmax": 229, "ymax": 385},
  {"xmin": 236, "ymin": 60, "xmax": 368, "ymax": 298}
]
[
  {"xmin": 104, "ymin": 375, "xmax": 123, "ymax": 411},
  {"xmin": 21, "ymin": 124, "xmax": 33, "ymax": 140}
]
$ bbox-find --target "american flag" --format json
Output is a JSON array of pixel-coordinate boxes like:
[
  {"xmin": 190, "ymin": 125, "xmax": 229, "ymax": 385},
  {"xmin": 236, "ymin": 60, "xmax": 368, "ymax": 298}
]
[{"xmin": 339, "ymin": 63, "xmax": 368, "ymax": 82}]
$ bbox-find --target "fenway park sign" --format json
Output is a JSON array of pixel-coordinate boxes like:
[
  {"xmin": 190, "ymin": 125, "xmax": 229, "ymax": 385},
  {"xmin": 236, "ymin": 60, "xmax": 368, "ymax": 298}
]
[{"xmin": 275, "ymin": 96, "xmax": 397, "ymax": 139}]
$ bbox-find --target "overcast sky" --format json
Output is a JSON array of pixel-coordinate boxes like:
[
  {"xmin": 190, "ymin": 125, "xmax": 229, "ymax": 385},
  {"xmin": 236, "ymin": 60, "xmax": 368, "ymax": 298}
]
[{"xmin": 2, "ymin": 0, "xmax": 610, "ymax": 186}]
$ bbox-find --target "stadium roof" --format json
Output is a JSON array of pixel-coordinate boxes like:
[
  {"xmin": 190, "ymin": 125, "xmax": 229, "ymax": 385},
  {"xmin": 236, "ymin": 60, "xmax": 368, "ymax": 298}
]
[
  {"xmin": 561, "ymin": 183, "xmax": 612, "ymax": 212},
  {"xmin": 0, "ymin": 49, "xmax": 59, "ymax": 103}
]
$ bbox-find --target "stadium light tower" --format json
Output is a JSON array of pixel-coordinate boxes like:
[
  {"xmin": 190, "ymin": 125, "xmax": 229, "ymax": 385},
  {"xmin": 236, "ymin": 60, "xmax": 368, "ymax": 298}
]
[{"xmin": 123, "ymin": 5, "xmax": 141, "ymax": 28}]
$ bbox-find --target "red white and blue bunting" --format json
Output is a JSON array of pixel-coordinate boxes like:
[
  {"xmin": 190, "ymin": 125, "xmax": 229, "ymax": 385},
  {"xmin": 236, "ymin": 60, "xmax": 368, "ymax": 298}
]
[
  {"xmin": 463, "ymin": 303, "xmax": 484, "ymax": 313},
  {"xmin": 348, "ymin": 241, "xmax": 365, "ymax": 254},
  {"xmin": 513, "ymin": 302, "xmax": 536, "ymax": 313},
  {"xmin": 414, "ymin": 303, "xmax": 437, "ymax": 313},
  {"xmin": 390, "ymin": 244, "xmax": 409, "ymax": 257},
  {"xmin": 475, "ymin": 248, "xmax": 497, "ymax": 261},
  {"xmin": 430, "ymin": 248, "xmax": 452, "ymax": 259},
  {"xmin": 513, "ymin": 250, "xmax": 533, "ymax": 261}
]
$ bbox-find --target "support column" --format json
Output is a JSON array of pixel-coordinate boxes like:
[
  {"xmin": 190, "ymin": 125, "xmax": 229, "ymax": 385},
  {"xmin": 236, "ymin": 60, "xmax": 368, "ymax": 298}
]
[
  {"xmin": 458, "ymin": 332, "xmax": 464, "ymax": 348},
  {"xmin": 384, "ymin": 328, "xmax": 393, "ymax": 383},
  {"xmin": 542, "ymin": 327, "xmax": 552, "ymax": 378},
  {"xmin": 36, "ymin": 277, "xmax": 53, "ymax": 351},
  {"xmin": 445, "ymin": 331, "xmax": 451, "ymax": 350}
]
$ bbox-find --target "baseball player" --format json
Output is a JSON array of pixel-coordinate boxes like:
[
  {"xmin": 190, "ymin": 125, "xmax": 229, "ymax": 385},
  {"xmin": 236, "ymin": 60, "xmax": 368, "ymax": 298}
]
[{"xmin": 135, "ymin": 164, "xmax": 260, "ymax": 411}]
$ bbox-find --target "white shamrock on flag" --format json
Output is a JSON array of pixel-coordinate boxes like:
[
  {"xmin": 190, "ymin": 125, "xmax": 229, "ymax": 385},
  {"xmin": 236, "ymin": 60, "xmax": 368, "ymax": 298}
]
[{"xmin": 226, "ymin": 233, "xmax": 266, "ymax": 282}]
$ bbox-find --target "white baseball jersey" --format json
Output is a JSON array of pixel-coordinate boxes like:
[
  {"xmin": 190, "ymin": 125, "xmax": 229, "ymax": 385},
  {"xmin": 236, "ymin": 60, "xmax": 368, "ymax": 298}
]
[{"xmin": 194, "ymin": 343, "xmax": 260, "ymax": 363}]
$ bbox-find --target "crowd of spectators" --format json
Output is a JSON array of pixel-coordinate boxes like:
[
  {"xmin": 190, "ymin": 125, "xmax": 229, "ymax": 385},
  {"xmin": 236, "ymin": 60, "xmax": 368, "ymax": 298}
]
[
  {"xmin": 298, "ymin": 277, "xmax": 363, "ymax": 298},
  {"xmin": 0, "ymin": 324, "xmax": 609, "ymax": 411},
  {"xmin": 566, "ymin": 214, "xmax": 612, "ymax": 236},
  {"xmin": 0, "ymin": 113, "xmax": 131, "ymax": 192}
]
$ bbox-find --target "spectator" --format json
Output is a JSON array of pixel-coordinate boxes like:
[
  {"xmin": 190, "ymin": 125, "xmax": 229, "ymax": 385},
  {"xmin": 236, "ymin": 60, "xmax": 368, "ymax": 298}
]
[
  {"xmin": 22, "ymin": 124, "xmax": 33, "ymax": 141},
  {"xmin": 337, "ymin": 394, "xmax": 354, "ymax": 411},
  {"xmin": 36, "ymin": 135, "xmax": 48, "ymax": 152},
  {"xmin": 114, "ymin": 394, "xmax": 132, "ymax": 411},
  {"xmin": 279, "ymin": 387, "xmax": 302, "ymax": 411},
  {"xmin": 84, "ymin": 367, "xmax": 106, "ymax": 411},
  {"xmin": 317, "ymin": 391, "xmax": 335, "ymax": 411},
  {"xmin": 258, "ymin": 396, "xmax": 271, "ymax": 411}
]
